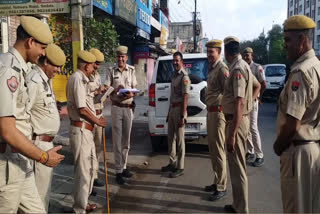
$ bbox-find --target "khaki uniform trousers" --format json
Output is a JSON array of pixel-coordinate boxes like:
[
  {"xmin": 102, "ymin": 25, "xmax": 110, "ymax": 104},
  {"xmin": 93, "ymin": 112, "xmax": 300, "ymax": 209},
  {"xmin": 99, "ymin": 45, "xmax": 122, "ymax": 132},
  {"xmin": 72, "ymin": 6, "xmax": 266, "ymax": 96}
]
[
  {"xmin": 93, "ymin": 112, "xmax": 103, "ymax": 179},
  {"xmin": 69, "ymin": 125, "xmax": 97, "ymax": 214},
  {"xmin": 168, "ymin": 107, "xmax": 185, "ymax": 169},
  {"xmin": 280, "ymin": 143, "xmax": 320, "ymax": 213},
  {"xmin": 0, "ymin": 155, "xmax": 45, "ymax": 213},
  {"xmin": 226, "ymin": 115, "xmax": 249, "ymax": 213},
  {"xmin": 207, "ymin": 111, "xmax": 227, "ymax": 191},
  {"xmin": 111, "ymin": 105, "xmax": 133, "ymax": 174},
  {"xmin": 247, "ymin": 100, "xmax": 263, "ymax": 158},
  {"xmin": 33, "ymin": 138, "xmax": 54, "ymax": 212}
]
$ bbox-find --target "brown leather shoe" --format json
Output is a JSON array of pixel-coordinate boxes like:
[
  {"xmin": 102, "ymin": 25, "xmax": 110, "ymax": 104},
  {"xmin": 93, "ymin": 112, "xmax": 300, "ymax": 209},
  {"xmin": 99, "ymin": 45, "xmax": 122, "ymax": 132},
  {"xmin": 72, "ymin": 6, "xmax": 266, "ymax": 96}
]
[{"xmin": 85, "ymin": 203, "xmax": 97, "ymax": 212}]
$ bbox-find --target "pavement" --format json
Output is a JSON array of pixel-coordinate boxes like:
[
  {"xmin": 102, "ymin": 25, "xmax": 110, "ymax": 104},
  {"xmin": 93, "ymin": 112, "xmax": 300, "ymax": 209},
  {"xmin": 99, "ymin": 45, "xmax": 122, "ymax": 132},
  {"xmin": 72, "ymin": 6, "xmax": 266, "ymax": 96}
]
[{"xmin": 49, "ymin": 95, "xmax": 150, "ymax": 213}]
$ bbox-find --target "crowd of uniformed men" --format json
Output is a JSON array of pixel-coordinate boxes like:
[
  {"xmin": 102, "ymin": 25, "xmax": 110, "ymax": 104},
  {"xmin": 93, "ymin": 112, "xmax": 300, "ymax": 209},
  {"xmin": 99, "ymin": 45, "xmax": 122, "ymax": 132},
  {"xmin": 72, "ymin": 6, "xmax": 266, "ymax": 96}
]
[{"xmin": 0, "ymin": 14, "xmax": 319, "ymax": 214}]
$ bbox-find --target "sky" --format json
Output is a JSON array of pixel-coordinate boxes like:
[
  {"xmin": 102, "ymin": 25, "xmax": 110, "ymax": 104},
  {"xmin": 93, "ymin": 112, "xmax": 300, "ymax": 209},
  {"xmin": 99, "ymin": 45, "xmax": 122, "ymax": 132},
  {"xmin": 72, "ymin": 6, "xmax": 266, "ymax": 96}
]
[{"xmin": 168, "ymin": 0, "xmax": 288, "ymax": 42}]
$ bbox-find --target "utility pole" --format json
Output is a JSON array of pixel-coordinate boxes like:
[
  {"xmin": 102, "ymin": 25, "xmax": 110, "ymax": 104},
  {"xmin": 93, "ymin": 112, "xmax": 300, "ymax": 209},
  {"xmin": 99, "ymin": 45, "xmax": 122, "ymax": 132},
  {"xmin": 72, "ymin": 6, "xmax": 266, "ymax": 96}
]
[
  {"xmin": 193, "ymin": 0, "xmax": 197, "ymax": 52},
  {"xmin": 71, "ymin": 0, "xmax": 84, "ymax": 71}
]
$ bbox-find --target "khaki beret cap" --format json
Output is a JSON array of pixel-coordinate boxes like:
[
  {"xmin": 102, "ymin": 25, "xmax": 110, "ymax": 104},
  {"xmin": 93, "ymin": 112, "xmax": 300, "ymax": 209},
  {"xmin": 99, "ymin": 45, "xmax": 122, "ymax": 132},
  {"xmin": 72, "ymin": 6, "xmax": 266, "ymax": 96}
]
[
  {"xmin": 116, "ymin": 46, "xmax": 128, "ymax": 55},
  {"xmin": 243, "ymin": 47, "xmax": 253, "ymax": 53},
  {"xmin": 224, "ymin": 36, "xmax": 240, "ymax": 45},
  {"xmin": 206, "ymin": 39, "xmax": 222, "ymax": 48},
  {"xmin": 77, "ymin": 50, "xmax": 96, "ymax": 63},
  {"xmin": 89, "ymin": 48, "xmax": 104, "ymax": 62},
  {"xmin": 284, "ymin": 15, "xmax": 316, "ymax": 31},
  {"xmin": 45, "ymin": 44, "xmax": 66, "ymax": 66},
  {"xmin": 20, "ymin": 16, "xmax": 53, "ymax": 44}
]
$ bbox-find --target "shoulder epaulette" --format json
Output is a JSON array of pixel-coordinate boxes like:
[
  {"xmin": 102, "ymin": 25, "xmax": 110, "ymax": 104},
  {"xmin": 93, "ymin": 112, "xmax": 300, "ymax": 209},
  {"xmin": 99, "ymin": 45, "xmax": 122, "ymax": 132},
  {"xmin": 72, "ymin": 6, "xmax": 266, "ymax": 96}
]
[
  {"xmin": 298, "ymin": 69, "xmax": 312, "ymax": 87},
  {"xmin": 30, "ymin": 72, "xmax": 42, "ymax": 84}
]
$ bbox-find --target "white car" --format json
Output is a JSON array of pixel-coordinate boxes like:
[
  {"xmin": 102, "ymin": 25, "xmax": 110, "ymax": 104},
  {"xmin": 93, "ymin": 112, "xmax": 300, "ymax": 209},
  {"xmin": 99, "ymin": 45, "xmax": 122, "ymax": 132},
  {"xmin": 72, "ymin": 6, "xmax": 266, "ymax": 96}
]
[
  {"xmin": 263, "ymin": 64, "xmax": 286, "ymax": 99},
  {"xmin": 148, "ymin": 53, "xmax": 208, "ymax": 152}
]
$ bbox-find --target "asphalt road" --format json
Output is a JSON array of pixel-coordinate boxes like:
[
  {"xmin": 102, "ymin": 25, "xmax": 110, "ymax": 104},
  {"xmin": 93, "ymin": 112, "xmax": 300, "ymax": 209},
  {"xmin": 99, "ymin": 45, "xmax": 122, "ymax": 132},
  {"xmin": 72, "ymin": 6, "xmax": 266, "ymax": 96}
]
[{"xmin": 96, "ymin": 101, "xmax": 283, "ymax": 213}]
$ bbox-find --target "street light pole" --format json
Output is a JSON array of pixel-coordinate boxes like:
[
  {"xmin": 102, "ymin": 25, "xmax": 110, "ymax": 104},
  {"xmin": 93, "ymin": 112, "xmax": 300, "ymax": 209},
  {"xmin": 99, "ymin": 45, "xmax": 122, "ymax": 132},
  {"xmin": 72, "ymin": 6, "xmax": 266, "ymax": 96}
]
[{"xmin": 193, "ymin": 0, "xmax": 197, "ymax": 52}]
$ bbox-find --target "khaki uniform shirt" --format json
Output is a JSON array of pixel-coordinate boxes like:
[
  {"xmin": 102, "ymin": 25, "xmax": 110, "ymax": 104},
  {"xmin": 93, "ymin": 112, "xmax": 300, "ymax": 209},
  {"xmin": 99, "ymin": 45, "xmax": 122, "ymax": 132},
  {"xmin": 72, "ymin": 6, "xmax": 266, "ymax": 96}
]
[
  {"xmin": 88, "ymin": 71, "xmax": 103, "ymax": 110},
  {"xmin": 170, "ymin": 68, "xmax": 191, "ymax": 103},
  {"xmin": 0, "ymin": 47, "xmax": 32, "ymax": 173},
  {"xmin": 276, "ymin": 49, "xmax": 320, "ymax": 141},
  {"xmin": 66, "ymin": 70, "xmax": 96, "ymax": 124},
  {"xmin": 26, "ymin": 65, "xmax": 60, "ymax": 136},
  {"xmin": 249, "ymin": 61, "xmax": 265, "ymax": 83},
  {"xmin": 105, "ymin": 64, "xmax": 137, "ymax": 104},
  {"xmin": 222, "ymin": 55, "xmax": 254, "ymax": 115},
  {"xmin": 206, "ymin": 59, "xmax": 229, "ymax": 107}
]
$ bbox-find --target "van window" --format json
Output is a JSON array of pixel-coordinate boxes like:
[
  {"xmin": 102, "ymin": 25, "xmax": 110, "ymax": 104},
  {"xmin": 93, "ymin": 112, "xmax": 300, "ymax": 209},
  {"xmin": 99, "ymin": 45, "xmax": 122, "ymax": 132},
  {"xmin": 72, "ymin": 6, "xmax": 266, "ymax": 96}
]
[
  {"xmin": 265, "ymin": 66, "xmax": 286, "ymax": 77},
  {"xmin": 156, "ymin": 58, "xmax": 208, "ymax": 83}
]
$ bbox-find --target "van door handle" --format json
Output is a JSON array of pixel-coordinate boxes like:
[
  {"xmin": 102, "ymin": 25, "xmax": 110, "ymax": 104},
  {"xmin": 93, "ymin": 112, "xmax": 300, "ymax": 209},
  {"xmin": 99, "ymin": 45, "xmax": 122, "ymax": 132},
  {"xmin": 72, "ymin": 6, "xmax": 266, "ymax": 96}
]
[
  {"xmin": 158, "ymin": 97, "xmax": 168, "ymax": 102},
  {"xmin": 157, "ymin": 86, "xmax": 169, "ymax": 90}
]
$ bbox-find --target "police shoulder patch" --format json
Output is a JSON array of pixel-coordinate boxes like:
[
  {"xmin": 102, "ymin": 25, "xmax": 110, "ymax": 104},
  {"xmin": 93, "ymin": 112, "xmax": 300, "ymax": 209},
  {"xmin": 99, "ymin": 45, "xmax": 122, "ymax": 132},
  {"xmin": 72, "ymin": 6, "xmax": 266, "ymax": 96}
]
[
  {"xmin": 184, "ymin": 78, "xmax": 189, "ymax": 86},
  {"xmin": 235, "ymin": 73, "xmax": 242, "ymax": 80},
  {"xmin": 7, "ymin": 76, "xmax": 18, "ymax": 92},
  {"xmin": 291, "ymin": 80, "xmax": 300, "ymax": 91}
]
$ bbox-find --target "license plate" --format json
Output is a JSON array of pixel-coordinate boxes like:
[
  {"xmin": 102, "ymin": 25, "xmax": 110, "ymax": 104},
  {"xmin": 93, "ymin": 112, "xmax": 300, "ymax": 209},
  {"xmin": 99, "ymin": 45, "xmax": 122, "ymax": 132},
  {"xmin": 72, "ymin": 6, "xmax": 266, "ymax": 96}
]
[{"xmin": 185, "ymin": 123, "xmax": 200, "ymax": 132}]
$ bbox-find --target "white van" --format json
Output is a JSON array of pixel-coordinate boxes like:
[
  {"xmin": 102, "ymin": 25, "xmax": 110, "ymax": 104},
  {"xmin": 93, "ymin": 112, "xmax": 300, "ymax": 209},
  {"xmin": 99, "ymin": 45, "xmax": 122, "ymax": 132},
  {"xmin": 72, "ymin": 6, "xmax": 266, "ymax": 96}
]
[
  {"xmin": 148, "ymin": 53, "xmax": 208, "ymax": 152},
  {"xmin": 262, "ymin": 64, "xmax": 286, "ymax": 99}
]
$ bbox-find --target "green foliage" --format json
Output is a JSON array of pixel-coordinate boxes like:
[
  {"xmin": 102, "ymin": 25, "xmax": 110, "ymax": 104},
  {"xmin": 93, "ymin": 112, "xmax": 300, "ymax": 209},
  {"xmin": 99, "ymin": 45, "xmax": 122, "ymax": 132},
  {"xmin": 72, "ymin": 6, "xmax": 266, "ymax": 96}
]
[
  {"xmin": 267, "ymin": 24, "xmax": 287, "ymax": 64},
  {"xmin": 48, "ymin": 15, "xmax": 73, "ymax": 75},
  {"xmin": 83, "ymin": 18, "xmax": 119, "ymax": 62},
  {"xmin": 240, "ymin": 24, "xmax": 287, "ymax": 65}
]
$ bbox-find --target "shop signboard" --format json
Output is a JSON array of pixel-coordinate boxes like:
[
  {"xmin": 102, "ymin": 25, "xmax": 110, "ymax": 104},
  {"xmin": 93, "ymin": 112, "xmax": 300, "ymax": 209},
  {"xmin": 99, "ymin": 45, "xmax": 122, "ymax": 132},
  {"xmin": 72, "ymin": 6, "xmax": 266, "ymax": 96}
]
[
  {"xmin": 159, "ymin": 9, "xmax": 169, "ymax": 48},
  {"xmin": 136, "ymin": 0, "xmax": 151, "ymax": 34},
  {"xmin": 134, "ymin": 45, "xmax": 149, "ymax": 59},
  {"xmin": 115, "ymin": 0, "xmax": 137, "ymax": 26},
  {"xmin": 0, "ymin": 0, "xmax": 69, "ymax": 16},
  {"xmin": 93, "ymin": 0, "xmax": 112, "ymax": 15}
]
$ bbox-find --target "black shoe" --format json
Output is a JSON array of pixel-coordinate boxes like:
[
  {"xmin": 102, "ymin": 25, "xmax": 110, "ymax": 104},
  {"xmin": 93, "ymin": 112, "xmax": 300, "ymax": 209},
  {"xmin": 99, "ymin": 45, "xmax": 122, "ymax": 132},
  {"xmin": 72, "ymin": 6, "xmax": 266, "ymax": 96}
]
[
  {"xmin": 209, "ymin": 190, "xmax": 226, "ymax": 201},
  {"xmin": 122, "ymin": 169, "xmax": 133, "ymax": 178},
  {"xmin": 90, "ymin": 187, "xmax": 97, "ymax": 196},
  {"xmin": 253, "ymin": 158, "xmax": 264, "ymax": 167},
  {"xmin": 204, "ymin": 184, "xmax": 217, "ymax": 192},
  {"xmin": 224, "ymin": 204, "xmax": 237, "ymax": 213},
  {"xmin": 93, "ymin": 179, "xmax": 104, "ymax": 187},
  {"xmin": 161, "ymin": 164, "xmax": 176, "ymax": 172},
  {"xmin": 245, "ymin": 153, "xmax": 255, "ymax": 162},
  {"xmin": 116, "ymin": 173, "xmax": 125, "ymax": 185},
  {"xmin": 169, "ymin": 169, "xmax": 184, "ymax": 178}
]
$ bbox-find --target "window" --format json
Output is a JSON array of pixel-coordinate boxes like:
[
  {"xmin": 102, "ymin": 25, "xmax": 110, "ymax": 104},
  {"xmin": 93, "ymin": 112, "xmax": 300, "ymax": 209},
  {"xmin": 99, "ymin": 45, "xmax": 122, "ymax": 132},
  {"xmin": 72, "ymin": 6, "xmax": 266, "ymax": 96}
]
[
  {"xmin": 265, "ymin": 66, "xmax": 286, "ymax": 77},
  {"xmin": 318, "ymin": 21, "xmax": 320, "ymax": 30},
  {"xmin": 306, "ymin": 0, "xmax": 310, "ymax": 8},
  {"xmin": 156, "ymin": 58, "xmax": 208, "ymax": 83},
  {"xmin": 306, "ymin": 12, "xmax": 310, "ymax": 17},
  {"xmin": 312, "ymin": 9, "xmax": 315, "ymax": 18},
  {"xmin": 318, "ymin": 7, "xmax": 320, "ymax": 15},
  {"xmin": 290, "ymin": 0, "xmax": 293, "ymax": 7},
  {"xmin": 317, "ymin": 34, "xmax": 320, "ymax": 43},
  {"xmin": 290, "ymin": 11, "xmax": 294, "ymax": 16},
  {"xmin": 299, "ymin": 5, "xmax": 302, "ymax": 13}
]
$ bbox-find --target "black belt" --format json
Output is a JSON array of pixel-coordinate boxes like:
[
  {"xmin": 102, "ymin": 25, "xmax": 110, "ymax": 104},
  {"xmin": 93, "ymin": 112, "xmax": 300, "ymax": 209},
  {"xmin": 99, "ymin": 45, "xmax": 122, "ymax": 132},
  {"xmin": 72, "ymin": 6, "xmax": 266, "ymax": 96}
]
[{"xmin": 293, "ymin": 140, "xmax": 320, "ymax": 147}]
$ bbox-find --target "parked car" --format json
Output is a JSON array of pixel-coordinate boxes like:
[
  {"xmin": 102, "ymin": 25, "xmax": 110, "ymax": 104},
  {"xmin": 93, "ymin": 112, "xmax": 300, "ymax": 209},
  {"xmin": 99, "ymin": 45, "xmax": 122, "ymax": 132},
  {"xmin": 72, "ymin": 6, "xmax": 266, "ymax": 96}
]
[
  {"xmin": 148, "ymin": 53, "xmax": 208, "ymax": 152},
  {"xmin": 262, "ymin": 64, "xmax": 286, "ymax": 99}
]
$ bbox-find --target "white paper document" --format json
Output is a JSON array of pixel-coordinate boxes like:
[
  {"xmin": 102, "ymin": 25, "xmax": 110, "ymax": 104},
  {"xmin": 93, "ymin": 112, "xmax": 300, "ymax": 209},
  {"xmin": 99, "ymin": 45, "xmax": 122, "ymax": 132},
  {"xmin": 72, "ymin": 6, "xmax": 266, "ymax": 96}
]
[
  {"xmin": 94, "ymin": 86, "xmax": 114, "ymax": 103},
  {"xmin": 117, "ymin": 88, "xmax": 140, "ymax": 95}
]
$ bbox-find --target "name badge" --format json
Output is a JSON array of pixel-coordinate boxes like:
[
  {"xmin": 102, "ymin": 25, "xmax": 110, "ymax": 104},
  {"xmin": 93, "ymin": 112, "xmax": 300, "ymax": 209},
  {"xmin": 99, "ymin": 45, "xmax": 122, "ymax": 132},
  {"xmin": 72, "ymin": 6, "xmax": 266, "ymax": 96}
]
[
  {"xmin": 114, "ymin": 76, "xmax": 119, "ymax": 80},
  {"xmin": 47, "ymin": 94, "xmax": 52, "ymax": 97}
]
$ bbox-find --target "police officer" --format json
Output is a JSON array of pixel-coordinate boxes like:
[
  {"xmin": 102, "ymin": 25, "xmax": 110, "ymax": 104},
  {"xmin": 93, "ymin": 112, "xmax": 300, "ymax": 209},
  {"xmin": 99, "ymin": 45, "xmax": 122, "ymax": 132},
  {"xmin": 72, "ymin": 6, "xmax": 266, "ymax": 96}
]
[
  {"xmin": 273, "ymin": 15, "xmax": 320, "ymax": 213},
  {"xmin": 104, "ymin": 46, "xmax": 137, "ymax": 185},
  {"xmin": 204, "ymin": 39, "xmax": 229, "ymax": 201},
  {"xmin": 26, "ymin": 44, "xmax": 66, "ymax": 212},
  {"xmin": 161, "ymin": 51, "xmax": 190, "ymax": 178},
  {"xmin": 88, "ymin": 48, "xmax": 106, "ymax": 188},
  {"xmin": 243, "ymin": 47, "xmax": 266, "ymax": 167},
  {"xmin": 0, "ymin": 16, "xmax": 64, "ymax": 213},
  {"xmin": 66, "ymin": 50, "xmax": 107, "ymax": 213},
  {"xmin": 222, "ymin": 36, "xmax": 261, "ymax": 213}
]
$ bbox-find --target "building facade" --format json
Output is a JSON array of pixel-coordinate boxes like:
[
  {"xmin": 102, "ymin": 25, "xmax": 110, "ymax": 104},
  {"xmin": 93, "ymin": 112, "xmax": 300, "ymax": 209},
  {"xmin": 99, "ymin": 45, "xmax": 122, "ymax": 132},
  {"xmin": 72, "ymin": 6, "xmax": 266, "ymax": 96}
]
[{"xmin": 287, "ymin": 0, "xmax": 320, "ymax": 55}]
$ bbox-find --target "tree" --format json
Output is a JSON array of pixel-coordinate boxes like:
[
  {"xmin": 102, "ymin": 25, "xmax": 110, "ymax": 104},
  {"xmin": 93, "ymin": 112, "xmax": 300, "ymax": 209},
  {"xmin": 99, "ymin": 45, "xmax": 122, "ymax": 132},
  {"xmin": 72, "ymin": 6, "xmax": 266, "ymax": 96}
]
[
  {"xmin": 267, "ymin": 24, "xmax": 287, "ymax": 64},
  {"xmin": 83, "ymin": 18, "xmax": 119, "ymax": 62}
]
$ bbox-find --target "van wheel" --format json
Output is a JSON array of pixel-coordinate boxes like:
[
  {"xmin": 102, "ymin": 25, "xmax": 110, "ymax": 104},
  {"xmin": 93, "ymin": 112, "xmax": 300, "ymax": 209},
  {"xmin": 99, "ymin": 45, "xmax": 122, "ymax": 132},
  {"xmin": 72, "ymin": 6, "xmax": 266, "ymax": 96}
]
[{"xmin": 150, "ymin": 136, "xmax": 165, "ymax": 152}]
